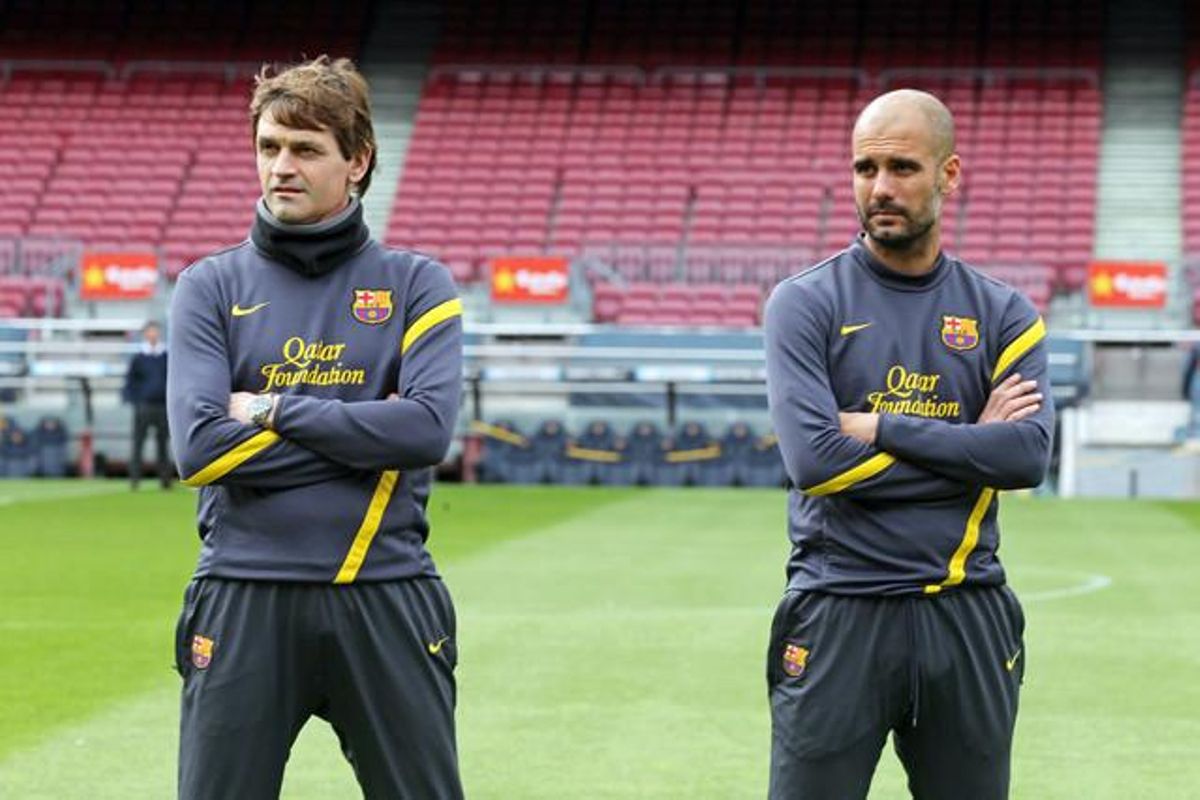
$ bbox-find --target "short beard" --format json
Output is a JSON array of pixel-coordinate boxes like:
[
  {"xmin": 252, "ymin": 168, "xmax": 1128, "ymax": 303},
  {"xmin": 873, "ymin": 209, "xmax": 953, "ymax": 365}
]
[{"xmin": 864, "ymin": 215, "xmax": 935, "ymax": 251}]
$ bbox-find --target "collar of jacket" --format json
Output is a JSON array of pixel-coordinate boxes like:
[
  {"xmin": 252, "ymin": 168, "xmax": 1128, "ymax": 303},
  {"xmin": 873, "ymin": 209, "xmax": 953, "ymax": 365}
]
[{"xmin": 250, "ymin": 196, "xmax": 370, "ymax": 278}]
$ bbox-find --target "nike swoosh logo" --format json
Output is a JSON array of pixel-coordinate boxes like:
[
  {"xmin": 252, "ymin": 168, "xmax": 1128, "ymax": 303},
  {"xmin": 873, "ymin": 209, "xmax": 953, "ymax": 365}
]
[
  {"xmin": 1005, "ymin": 648, "xmax": 1022, "ymax": 672},
  {"xmin": 840, "ymin": 322, "xmax": 872, "ymax": 336},
  {"xmin": 231, "ymin": 302, "xmax": 269, "ymax": 317},
  {"xmin": 427, "ymin": 636, "xmax": 450, "ymax": 656}
]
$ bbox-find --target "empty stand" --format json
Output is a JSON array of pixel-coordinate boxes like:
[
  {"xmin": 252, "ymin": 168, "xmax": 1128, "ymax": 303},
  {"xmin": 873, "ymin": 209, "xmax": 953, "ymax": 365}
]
[
  {"xmin": 0, "ymin": 276, "xmax": 66, "ymax": 318},
  {"xmin": 388, "ymin": 66, "xmax": 1089, "ymax": 314},
  {"xmin": 0, "ymin": 67, "xmax": 260, "ymax": 278},
  {"xmin": 592, "ymin": 281, "xmax": 762, "ymax": 327},
  {"xmin": 435, "ymin": 0, "xmax": 1102, "ymax": 71},
  {"xmin": 1, "ymin": 0, "xmax": 1099, "ymax": 320},
  {"xmin": 1183, "ymin": 76, "xmax": 1200, "ymax": 282},
  {"xmin": 0, "ymin": 0, "xmax": 368, "ymax": 62},
  {"xmin": 389, "ymin": 0, "xmax": 1104, "ymax": 321}
]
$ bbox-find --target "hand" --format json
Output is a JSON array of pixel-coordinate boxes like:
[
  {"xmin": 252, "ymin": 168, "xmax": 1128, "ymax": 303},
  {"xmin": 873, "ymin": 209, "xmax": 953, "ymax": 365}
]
[
  {"xmin": 228, "ymin": 392, "xmax": 257, "ymax": 424},
  {"xmin": 978, "ymin": 373, "xmax": 1042, "ymax": 424},
  {"xmin": 839, "ymin": 412, "xmax": 879, "ymax": 444}
]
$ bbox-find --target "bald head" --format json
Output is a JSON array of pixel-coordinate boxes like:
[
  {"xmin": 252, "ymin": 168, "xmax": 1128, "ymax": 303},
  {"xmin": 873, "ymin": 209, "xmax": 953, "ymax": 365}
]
[{"xmin": 853, "ymin": 89, "xmax": 956, "ymax": 162}]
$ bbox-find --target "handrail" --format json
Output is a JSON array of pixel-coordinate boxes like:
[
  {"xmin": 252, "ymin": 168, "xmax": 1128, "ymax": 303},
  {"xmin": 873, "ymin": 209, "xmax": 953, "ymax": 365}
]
[
  {"xmin": 424, "ymin": 63, "xmax": 1093, "ymax": 91},
  {"xmin": 0, "ymin": 59, "xmax": 1101, "ymax": 92},
  {"xmin": 0, "ymin": 59, "xmax": 116, "ymax": 85},
  {"xmin": 119, "ymin": 60, "xmax": 261, "ymax": 82},
  {"xmin": 878, "ymin": 66, "xmax": 1101, "ymax": 89},
  {"xmin": 427, "ymin": 63, "xmax": 648, "ymax": 84},
  {"xmin": 0, "ymin": 59, "xmax": 261, "ymax": 86},
  {"xmin": 651, "ymin": 65, "xmax": 870, "ymax": 88}
]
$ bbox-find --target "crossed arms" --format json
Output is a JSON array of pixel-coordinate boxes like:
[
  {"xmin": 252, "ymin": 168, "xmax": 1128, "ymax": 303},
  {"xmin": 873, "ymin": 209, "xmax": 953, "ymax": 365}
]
[
  {"xmin": 167, "ymin": 265, "xmax": 463, "ymax": 489},
  {"xmin": 764, "ymin": 281, "xmax": 1054, "ymax": 500}
]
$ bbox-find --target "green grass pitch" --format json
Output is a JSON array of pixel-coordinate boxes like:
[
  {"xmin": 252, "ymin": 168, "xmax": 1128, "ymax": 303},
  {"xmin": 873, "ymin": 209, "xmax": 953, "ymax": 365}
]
[{"xmin": 1, "ymin": 481, "xmax": 1199, "ymax": 798}]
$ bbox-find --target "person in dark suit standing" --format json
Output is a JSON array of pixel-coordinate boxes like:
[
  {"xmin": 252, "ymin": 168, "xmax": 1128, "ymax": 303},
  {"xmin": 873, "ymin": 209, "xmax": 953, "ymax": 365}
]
[{"xmin": 123, "ymin": 320, "xmax": 172, "ymax": 489}]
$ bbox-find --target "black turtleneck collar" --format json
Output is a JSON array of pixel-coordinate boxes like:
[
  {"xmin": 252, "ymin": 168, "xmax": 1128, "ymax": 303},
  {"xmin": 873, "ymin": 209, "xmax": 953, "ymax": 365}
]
[
  {"xmin": 850, "ymin": 235, "xmax": 951, "ymax": 292},
  {"xmin": 250, "ymin": 196, "xmax": 370, "ymax": 278}
]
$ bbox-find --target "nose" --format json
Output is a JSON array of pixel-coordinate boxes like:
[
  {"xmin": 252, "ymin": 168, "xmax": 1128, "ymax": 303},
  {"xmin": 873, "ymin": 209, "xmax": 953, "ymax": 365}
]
[
  {"xmin": 272, "ymin": 148, "xmax": 297, "ymax": 178},
  {"xmin": 870, "ymin": 169, "xmax": 896, "ymax": 201}
]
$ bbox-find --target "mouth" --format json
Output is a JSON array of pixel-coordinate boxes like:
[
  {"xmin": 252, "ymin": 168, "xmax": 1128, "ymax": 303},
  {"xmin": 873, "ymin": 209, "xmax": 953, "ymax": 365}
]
[{"xmin": 271, "ymin": 187, "xmax": 304, "ymax": 196}]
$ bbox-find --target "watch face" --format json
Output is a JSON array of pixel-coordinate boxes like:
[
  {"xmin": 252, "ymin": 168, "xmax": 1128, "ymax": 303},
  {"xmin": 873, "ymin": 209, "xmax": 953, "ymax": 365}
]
[{"xmin": 250, "ymin": 396, "xmax": 272, "ymax": 424}]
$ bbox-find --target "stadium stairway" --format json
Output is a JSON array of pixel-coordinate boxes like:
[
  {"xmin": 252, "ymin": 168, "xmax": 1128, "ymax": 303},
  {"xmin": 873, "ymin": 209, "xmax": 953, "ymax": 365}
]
[
  {"xmin": 1093, "ymin": 0, "xmax": 1188, "ymax": 326},
  {"xmin": 359, "ymin": 1, "xmax": 443, "ymax": 238}
]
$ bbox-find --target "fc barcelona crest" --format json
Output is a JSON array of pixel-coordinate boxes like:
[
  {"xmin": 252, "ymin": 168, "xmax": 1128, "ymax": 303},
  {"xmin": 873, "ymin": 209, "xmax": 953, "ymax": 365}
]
[
  {"xmin": 782, "ymin": 642, "xmax": 809, "ymax": 678},
  {"xmin": 352, "ymin": 289, "xmax": 394, "ymax": 325},
  {"xmin": 941, "ymin": 315, "xmax": 980, "ymax": 351},
  {"xmin": 192, "ymin": 634, "xmax": 214, "ymax": 670}
]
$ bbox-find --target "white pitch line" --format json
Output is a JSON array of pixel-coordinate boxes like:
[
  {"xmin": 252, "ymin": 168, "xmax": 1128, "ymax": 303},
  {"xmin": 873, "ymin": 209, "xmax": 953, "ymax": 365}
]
[
  {"xmin": 0, "ymin": 484, "xmax": 131, "ymax": 508},
  {"xmin": 1021, "ymin": 573, "xmax": 1113, "ymax": 602}
]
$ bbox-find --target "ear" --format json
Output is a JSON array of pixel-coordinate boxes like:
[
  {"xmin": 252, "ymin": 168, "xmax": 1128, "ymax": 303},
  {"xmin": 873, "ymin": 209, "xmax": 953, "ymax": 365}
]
[
  {"xmin": 939, "ymin": 153, "xmax": 961, "ymax": 196},
  {"xmin": 347, "ymin": 146, "xmax": 372, "ymax": 186}
]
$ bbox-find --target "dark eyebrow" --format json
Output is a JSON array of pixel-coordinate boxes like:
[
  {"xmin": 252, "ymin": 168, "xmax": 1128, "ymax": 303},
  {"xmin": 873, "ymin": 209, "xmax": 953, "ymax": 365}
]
[
  {"xmin": 852, "ymin": 157, "xmax": 874, "ymax": 170},
  {"xmin": 888, "ymin": 157, "xmax": 922, "ymax": 170},
  {"xmin": 257, "ymin": 135, "xmax": 326, "ymax": 151}
]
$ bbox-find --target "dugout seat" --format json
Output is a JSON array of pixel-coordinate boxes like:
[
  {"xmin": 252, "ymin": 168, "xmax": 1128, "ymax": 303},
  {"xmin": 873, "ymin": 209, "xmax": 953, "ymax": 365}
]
[
  {"xmin": 35, "ymin": 416, "xmax": 70, "ymax": 477},
  {"xmin": 1, "ymin": 424, "xmax": 38, "ymax": 478},
  {"xmin": 659, "ymin": 421, "xmax": 720, "ymax": 487},
  {"xmin": 564, "ymin": 420, "xmax": 622, "ymax": 485},
  {"xmin": 524, "ymin": 419, "xmax": 570, "ymax": 484},
  {"xmin": 619, "ymin": 420, "xmax": 666, "ymax": 486},
  {"xmin": 475, "ymin": 419, "xmax": 528, "ymax": 484}
]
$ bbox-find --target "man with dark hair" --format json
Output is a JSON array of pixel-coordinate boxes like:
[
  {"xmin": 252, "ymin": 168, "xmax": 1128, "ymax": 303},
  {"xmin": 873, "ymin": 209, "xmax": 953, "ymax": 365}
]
[
  {"xmin": 122, "ymin": 320, "xmax": 172, "ymax": 489},
  {"xmin": 167, "ymin": 56, "xmax": 464, "ymax": 799},
  {"xmin": 763, "ymin": 89, "xmax": 1053, "ymax": 799}
]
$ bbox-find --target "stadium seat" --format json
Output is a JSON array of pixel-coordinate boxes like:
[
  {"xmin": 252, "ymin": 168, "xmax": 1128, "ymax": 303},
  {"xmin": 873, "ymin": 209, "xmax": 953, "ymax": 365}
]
[
  {"xmin": 618, "ymin": 421, "xmax": 666, "ymax": 486},
  {"xmin": 564, "ymin": 420, "xmax": 622, "ymax": 485},
  {"xmin": 472, "ymin": 419, "xmax": 532, "ymax": 484},
  {"xmin": 35, "ymin": 416, "xmax": 70, "ymax": 477},
  {"xmin": 659, "ymin": 421, "xmax": 721, "ymax": 487},
  {"xmin": 1, "ymin": 424, "xmax": 38, "ymax": 478},
  {"xmin": 520, "ymin": 419, "xmax": 569, "ymax": 484}
]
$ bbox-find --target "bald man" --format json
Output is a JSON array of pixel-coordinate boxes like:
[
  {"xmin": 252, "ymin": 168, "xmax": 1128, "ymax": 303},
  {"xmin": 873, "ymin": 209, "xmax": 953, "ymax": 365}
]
[{"xmin": 762, "ymin": 89, "xmax": 1053, "ymax": 799}]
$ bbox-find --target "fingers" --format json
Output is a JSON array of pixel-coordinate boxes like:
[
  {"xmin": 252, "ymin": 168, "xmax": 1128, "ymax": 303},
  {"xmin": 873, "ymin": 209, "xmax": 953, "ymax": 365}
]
[
  {"xmin": 1000, "ymin": 390, "xmax": 1042, "ymax": 421},
  {"xmin": 978, "ymin": 373, "xmax": 1043, "ymax": 424},
  {"xmin": 1005, "ymin": 401, "xmax": 1041, "ymax": 422}
]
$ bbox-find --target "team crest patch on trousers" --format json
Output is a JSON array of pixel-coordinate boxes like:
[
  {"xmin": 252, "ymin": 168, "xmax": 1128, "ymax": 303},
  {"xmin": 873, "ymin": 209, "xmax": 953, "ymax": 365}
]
[
  {"xmin": 782, "ymin": 642, "xmax": 809, "ymax": 677},
  {"xmin": 192, "ymin": 634, "xmax": 215, "ymax": 669}
]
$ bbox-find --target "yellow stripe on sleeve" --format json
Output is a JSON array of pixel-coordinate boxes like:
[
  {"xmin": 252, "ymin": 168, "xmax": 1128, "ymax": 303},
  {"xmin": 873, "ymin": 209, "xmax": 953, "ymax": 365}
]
[
  {"xmin": 181, "ymin": 430, "xmax": 281, "ymax": 487},
  {"xmin": 802, "ymin": 452, "xmax": 897, "ymax": 496},
  {"xmin": 923, "ymin": 487, "xmax": 996, "ymax": 594},
  {"xmin": 991, "ymin": 317, "xmax": 1045, "ymax": 383},
  {"xmin": 401, "ymin": 298, "xmax": 463, "ymax": 355},
  {"xmin": 333, "ymin": 470, "xmax": 401, "ymax": 584}
]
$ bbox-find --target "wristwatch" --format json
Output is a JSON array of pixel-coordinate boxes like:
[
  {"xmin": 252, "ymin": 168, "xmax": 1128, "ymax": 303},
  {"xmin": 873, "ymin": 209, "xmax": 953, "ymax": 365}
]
[{"xmin": 247, "ymin": 394, "xmax": 276, "ymax": 429}]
